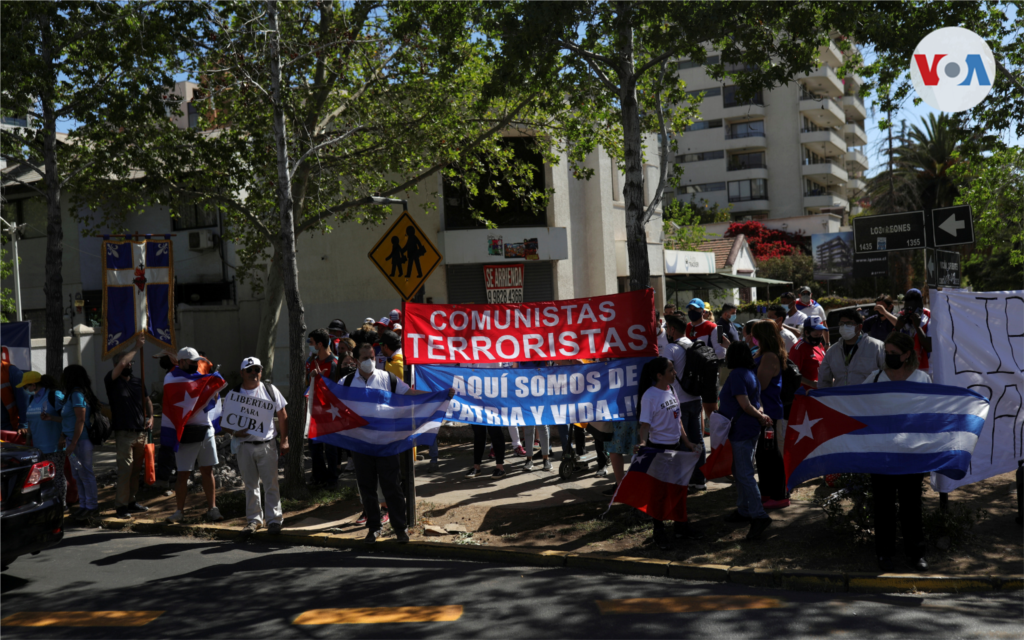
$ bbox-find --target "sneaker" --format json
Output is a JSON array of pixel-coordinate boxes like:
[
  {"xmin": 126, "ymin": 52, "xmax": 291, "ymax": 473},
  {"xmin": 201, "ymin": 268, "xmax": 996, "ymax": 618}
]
[
  {"xmin": 513, "ymin": 445, "xmax": 528, "ymax": 457},
  {"xmin": 75, "ymin": 508, "xmax": 97, "ymax": 522},
  {"xmin": 724, "ymin": 510, "xmax": 751, "ymax": 524},
  {"xmin": 542, "ymin": 459, "xmax": 552, "ymax": 472},
  {"xmin": 356, "ymin": 511, "xmax": 368, "ymax": 526},
  {"xmin": 127, "ymin": 502, "xmax": 150, "ymax": 513},
  {"xmin": 595, "ymin": 465, "xmax": 609, "ymax": 477},
  {"xmin": 241, "ymin": 521, "xmax": 261, "ymax": 536},
  {"xmin": 165, "ymin": 510, "xmax": 184, "ymax": 523},
  {"xmin": 908, "ymin": 557, "xmax": 928, "ymax": 572},
  {"xmin": 763, "ymin": 498, "xmax": 791, "ymax": 510},
  {"xmin": 523, "ymin": 459, "xmax": 534, "ymax": 471},
  {"xmin": 381, "ymin": 508, "xmax": 390, "ymax": 526},
  {"xmin": 206, "ymin": 507, "xmax": 224, "ymax": 522},
  {"xmin": 492, "ymin": 468, "xmax": 506, "ymax": 479},
  {"xmin": 116, "ymin": 506, "xmax": 133, "ymax": 519},
  {"xmin": 465, "ymin": 467, "xmax": 481, "ymax": 478},
  {"xmin": 690, "ymin": 484, "xmax": 707, "ymax": 492},
  {"xmin": 396, "ymin": 529, "xmax": 410, "ymax": 544},
  {"xmin": 267, "ymin": 522, "xmax": 282, "ymax": 535},
  {"xmin": 746, "ymin": 516, "xmax": 773, "ymax": 540},
  {"xmin": 365, "ymin": 529, "xmax": 380, "ymax": 545}
]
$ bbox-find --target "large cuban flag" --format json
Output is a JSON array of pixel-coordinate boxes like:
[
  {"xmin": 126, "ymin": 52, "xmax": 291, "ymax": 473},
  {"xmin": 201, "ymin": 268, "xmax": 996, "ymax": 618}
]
[
  {"xmin": 102, "ymin": 237, "xmax": 175, "ymax": 358},
  {"xmin": 308, "ymin": 375, "xmax": 450, "ymax": 456},
  {"xmin": 159, "ymin": 368, "xmax": 227, "ymax": 450},
  {"xmin": 784, "ymin": 381, "xmax": 990, "ymax": 491}
]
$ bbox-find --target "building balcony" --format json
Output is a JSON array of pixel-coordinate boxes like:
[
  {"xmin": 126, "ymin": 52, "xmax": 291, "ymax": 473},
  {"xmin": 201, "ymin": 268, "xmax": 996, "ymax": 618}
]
[
  {"xmin": 818, "ymin": 40, "xmax": 843, "ymax": 68},
  {"xmin": 725, "ymin": 166, "xmax": 769, "ymax": 182},
  {"xmin": 722, "ymin": 103, "xmax": 765, "ymax": 120},
  {"xmin": 729, "ymin": 198, "xmax": 771, "ymax": 213},
  {"xmin": 845, "ymin": 149, "xmax": 869, "ymax": 172},
  {"xmin": 800, "ymin": 128, "xmax": 846, "ymax": 157},
  {"xmin": 842, "ymin": 95, "xmax": 867, "ymax": 121},
  {"xmin": 843, "ymin": 121, "xmax": 868, "ymax": 147},
  {"xmin": 804, "ymin": 192, "xmax": 849, "ymax": 212},
  {"xmin": 799, "ymin": 96, "xmax": 846, "ymax": 129},
  {"xmin": 845, "ymin": 72, "xmax": 864, "ymax": 94},
  {"xmin": 797, "ymin": 64, "xmax": 843, "ymax": 98},
  {"xmin": 846, "ymin": 176, "xmax": 866, "ymax": 193},
  {"xmin": 723, "ymin": 131, "xmax": 766, "ymax": 152},
  {"xmin": 802, "ymin": 160, "xmax": 848, "ymax": 184}
]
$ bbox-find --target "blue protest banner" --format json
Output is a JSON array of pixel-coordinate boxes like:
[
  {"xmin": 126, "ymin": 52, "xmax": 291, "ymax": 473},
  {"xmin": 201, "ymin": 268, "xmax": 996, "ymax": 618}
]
[{"xmin": 415, "ymin": 358, "xmax": 648, "ymax": 427}]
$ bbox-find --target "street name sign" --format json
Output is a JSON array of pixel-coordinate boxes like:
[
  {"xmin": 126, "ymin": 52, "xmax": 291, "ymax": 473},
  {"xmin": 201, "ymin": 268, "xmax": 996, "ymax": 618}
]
[
  {"xmin": 927, "ymin": 248, "xmax": 962, "ymax": 287},
  {"xmin": 853, "ymin": 210, "xmax": 927, "ymax": 253}
]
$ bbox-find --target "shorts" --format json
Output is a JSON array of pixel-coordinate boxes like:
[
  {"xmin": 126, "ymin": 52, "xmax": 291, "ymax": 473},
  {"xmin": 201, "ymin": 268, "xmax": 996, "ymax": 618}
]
[
  {"xmin": 605, "ymin": 420, "xmax": 639, "ymax": 455},
  {"xmin": 174, "ymin": 428, "xmax": 219, "ymax": 472}
]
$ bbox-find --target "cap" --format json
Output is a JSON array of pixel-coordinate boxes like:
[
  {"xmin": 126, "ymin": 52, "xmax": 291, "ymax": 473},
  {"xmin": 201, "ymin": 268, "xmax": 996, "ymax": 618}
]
[
  {"xmin": 363, "ymin": 317, "xmax": 375, "ymax": 325},
  {"xmin": 781, "ymin": 291, "xmax": 796, "ymax": 300},
  {"xmin": 392, "ymin": 323, "xmax": 402, "ymax": 332},
  {"xmin": 798, "ymin": 285, "xmax": 812, "ymax": 294},
  {"xmin": 240, "ymin": 356, "xmax": 262, "ymax": 370},
  {"xmin": 177, "ymin": 347, "xmax": 201, "ymax": 361},
  {"xmin": 804, "ymin": 317, "xmax": 827, "ymax": 332},
  {"xmin": 327, "ymin": 319, "xmax": 346, "ymax": 332},
  {"xmin": 389, "ymin": 308, "xmax": 401, "ymax": 322},
  {"xmin": 906, "ymin": 288, "xmax": 922, "ymax": 298},
  {"xmin": 375, "ymin": 317, "xmax": 392, "ymax": 328},
  {"xmin": 15, "ymin": 371, "xmax": 42, "ymax": 388},
  {"xmin": 686, "ymin": 298, "xmax": 705, "ymax": 310}
]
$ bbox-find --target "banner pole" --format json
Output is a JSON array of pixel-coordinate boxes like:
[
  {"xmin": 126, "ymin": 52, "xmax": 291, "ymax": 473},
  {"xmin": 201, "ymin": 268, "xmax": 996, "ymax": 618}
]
[{"xmin": 402, "ymin": 297, "xmax": 417, "ymax": 527}]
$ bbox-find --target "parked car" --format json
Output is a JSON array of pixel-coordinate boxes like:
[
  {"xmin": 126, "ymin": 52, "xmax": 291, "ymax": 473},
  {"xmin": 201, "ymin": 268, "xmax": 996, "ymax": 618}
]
[{"xmin": 1, "ymin": 441, "xmax": 64, "ymax": 571}]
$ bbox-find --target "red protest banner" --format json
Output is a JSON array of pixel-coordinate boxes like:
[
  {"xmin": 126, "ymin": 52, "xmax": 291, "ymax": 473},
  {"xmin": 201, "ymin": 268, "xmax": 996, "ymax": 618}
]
[{"xmin": 402, "ymin": 289, "xmax": 656, "ymax": 364}]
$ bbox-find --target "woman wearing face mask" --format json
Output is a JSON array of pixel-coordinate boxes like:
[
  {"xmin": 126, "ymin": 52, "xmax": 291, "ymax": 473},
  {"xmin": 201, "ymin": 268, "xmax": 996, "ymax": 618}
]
[
  {"xmin": 789, "ymin": 318, "xmax": 827, "ymax": 390},
  {"xmin": 817, "ymin": 309, "xmax": 887, "ymax": 389},
  {"xmin": 16, "ymin": 372, "xmax": 68, "ymax": 507},
  {"xmin": 862, "ymin": 332, "xmax": 931, "ymax": 573},
  {"xmin": 750, "ymin": 320, "xmax": 788, "ymax": 509}
]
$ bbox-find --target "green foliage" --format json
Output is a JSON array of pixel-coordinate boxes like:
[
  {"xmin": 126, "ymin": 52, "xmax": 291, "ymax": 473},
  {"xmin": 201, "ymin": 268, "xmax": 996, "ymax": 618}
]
[
  {"xmin": 755, "ymin": 254, "xmax": 815, "ymax": 293},
  {"xmin": 662, "ymin": 199, "xmax": 730, "ymax": 251},
  {"xmin": 816, "ymin": 473, "xmax": 875, "ymax": 538},
  {"xmin": 0, "ymin": 246, "xmax": 15, "ymax": 322}
]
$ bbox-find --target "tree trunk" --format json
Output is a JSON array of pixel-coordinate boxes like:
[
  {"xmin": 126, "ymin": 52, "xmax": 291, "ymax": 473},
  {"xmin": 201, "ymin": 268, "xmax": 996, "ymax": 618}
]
[
  {"xmin": 39, "ymin": 9, "xmax": 64, "ymax": 379},
  {"xmin": 267, "ymin": 0, "xmax": 308, "ymax": 496},
  {"xmin": 254, "ymin": 252, "xmax": 285, "ymax": 380},
  {"xmin": 616, "ymin": 4, "xmax": 651, "ymax": 292}
]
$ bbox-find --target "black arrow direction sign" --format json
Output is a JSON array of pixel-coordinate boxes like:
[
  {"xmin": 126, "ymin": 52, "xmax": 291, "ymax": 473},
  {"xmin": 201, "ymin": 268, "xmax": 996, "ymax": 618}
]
[{"xmin": 929, "ymin": 205, "xmax": 975, "ymax": 248}]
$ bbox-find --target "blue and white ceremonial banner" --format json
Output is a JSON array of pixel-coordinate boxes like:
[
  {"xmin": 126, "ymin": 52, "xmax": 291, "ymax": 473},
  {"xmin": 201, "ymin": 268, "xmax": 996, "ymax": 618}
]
[
  {"xmin": 0, "ymin": 321, "xmax": 31, "ymax": 370},
  {"xmin": 309, "ymin": 376, "xmax": 450, "ymax": 457},
  {"xmin": 784, "ymin": 381, "xmax": 990, "ymax": 491},
  {"xmin": 930, "ymin": 289, "xmax": 1024, "ymax": 492},
  {"xmin": 102, "ymin": 237, "xmax": 175, "ymax": 358},
  {"xmin": 415, "ymin": 358, "xmax": 645, "ymax": 427}
]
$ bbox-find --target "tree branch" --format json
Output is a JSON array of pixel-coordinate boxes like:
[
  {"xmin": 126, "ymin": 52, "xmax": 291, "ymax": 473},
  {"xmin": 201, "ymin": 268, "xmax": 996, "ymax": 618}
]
[{"xmin": 642, "ymin": 60, "xmax": 672, "ymax": 225}]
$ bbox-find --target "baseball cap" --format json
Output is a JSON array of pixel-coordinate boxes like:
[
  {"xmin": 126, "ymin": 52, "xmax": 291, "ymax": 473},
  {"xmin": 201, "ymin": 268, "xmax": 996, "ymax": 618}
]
[
  {"xmin": 686, "ymin": 298, "xmax": 705, "ymax": 310},
  {"xmin": 375, "ymin": 317, "xmax": 392, "ymax": 328},
  {"xmin": 15, "ymin": 370, "xmax": 41, "ymax": 388},
  {"xmin": 392, "ymin": 323, "xmax": 403, "ymax": 332},
  {"xmin": 177, "ymin": 347, "xmax": 201, "ymax": 361},
  {"xmin": 328, "ymin": 319, "xmax": 346, "ymax": 332},
  {"xmin": 389, "ymin": 308, "xmax": 401, "ymax": 322},
  {"xmin": 240, "ymin": 356, "xmax": 262, "ymax": 370},
  {"xmin": 804, "ymin": 317, "xmax": 827, "ymax": 332},
  {"xmin": 905, "ymin": 288, "xmax": 922, "ymax": 298},
  {"xmin": 363, "ymin": 317, "xmax": 375, "ymax": 325},
  {"xmin": 798, "ymin": 286, "xmax": 812, "ymax": 294}
]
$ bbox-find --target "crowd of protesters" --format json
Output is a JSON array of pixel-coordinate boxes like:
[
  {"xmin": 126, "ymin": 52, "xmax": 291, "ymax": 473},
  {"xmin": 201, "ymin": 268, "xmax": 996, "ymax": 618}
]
[{"xmin": 2, "ymin": 287, "xmax": 939, "ymax": 571}]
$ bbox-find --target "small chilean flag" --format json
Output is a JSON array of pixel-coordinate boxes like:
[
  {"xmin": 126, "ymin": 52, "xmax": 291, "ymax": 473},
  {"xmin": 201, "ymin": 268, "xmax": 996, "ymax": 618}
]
[
  {"xmin": 700, "ymin": 412, "xmax": 734, "ymax": 480},
  {"xmin": 610, "ymin": 447, "xmax": 700, "ymax": 522}
]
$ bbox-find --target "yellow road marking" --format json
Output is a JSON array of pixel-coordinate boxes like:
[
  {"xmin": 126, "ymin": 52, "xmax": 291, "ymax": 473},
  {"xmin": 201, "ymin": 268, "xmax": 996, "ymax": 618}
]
[
  {"xmin": 597, "ymin": 595, "xmax": 784, "ymax": 615},
  {"xmin": 294, "ymin": 605, "xmax": 463, "ymax": 625},
  {"xmin": 1, "ymin": 611, "xmax": 165, "ymax": 627}
]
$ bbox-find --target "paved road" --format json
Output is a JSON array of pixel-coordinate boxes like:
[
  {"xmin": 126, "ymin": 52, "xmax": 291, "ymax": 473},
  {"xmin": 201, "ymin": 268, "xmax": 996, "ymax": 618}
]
[{"xmin": 1, "ymin": 530, "xmax": 1021, "ymax": 639}]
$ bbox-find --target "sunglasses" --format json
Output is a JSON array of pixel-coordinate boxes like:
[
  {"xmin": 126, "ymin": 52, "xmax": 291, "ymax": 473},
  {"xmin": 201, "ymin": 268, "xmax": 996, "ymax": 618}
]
[{"xmin": 245, "ymin": 366, "xmax": 262, "ymax": 373}]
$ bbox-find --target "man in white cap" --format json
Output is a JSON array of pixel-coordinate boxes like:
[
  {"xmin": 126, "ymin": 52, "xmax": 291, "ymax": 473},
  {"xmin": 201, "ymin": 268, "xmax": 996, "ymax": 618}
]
[
  {"xmin": 363, "ymin": 317, "xmax": 375, "ymax": 326},
  {"xmin": 225, "ymin": 357, "xmax": 288, "ymax": 536},
  {"xmin": 165, "ymin": 346, "xmax": 223, "ymax": 523}
]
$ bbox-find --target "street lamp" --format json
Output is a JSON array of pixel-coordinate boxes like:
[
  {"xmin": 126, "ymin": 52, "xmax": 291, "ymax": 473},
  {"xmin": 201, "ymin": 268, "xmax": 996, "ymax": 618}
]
[
  {"xmin": 369, "ymin": 195, "xmax": 408, "ymax": 212},
  {"xmin": 0, "ymin": 215, "xmax": 25, "ymax": 321}
]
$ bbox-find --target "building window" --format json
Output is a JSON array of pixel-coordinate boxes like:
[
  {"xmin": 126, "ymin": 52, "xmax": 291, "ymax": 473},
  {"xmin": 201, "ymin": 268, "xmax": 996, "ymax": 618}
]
[
  {"xmin": 685, "ymin": 87, "xmax": 721, "ymax": 101},
  {"xmin": 187, "ymin": 103, "xmax": 199, "ymax": 129},
  {"xmin": 739, "ymin": 287, "xmax": 753, "ymax": 303},
  {"xmin": 1, "ymin": 197, "xmax": 48, "ymax": 239},
  {"xmin": 728, "ymin": 179, "xmax": 768, "ymax": 202},
  {"xmin": 722, "ymin": 85, "xmax": 763, "ymax": 108},
  {"xmin": 172, "ymin": 193, "xmax": 219, "ymax": 230},
  {"xmin": 676, "ymin": 150, "xmax": 724, "ymax": 164},
  {"xmin": 725, "ymin": 120, "xmax": 765, "ymax": 139},
  {"xmin": 677, "ymin": 55, "xmax": 719, "ymax": 70},
  {"xmin": 685, "ymin": 119, "xmax": 723, "ymax": 132},
  {"xmin": 727, "ymin": 152, "xmax": 765, "ymax": 171},
  {"xmin": 683, "ymin": 182, "xmax": 726, "ymax": 195}
]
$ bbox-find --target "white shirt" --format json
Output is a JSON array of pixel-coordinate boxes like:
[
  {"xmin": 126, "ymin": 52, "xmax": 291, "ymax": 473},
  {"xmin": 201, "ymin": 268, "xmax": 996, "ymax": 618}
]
[
  {"xmin": 656, "ymin": 329, "xmax": 670, "ymax": 355},
  {"xmin": 662, "ymin": 337, "xmax": 700, "ymax": 403},
  {"xmin": 862, "ymin": 369, "xmax": 932, "ymax": 384},
  {"xmin": 780, "ymin": 328, "xmax": 798, "ymax": 353},
  {"xmin": 235, "ymin": 383, "xmax": 287, "ymax": 442},
  {"xmin": 639, "ymin": 386, "xmax": 682, "ymax": 445},
  {"xmin": 348, "ymin": 368, "xmax": 411, "ymax": 394},
  {"xmin": 783, "ymin": 309, "xmax": 808, "ymax": 331}
]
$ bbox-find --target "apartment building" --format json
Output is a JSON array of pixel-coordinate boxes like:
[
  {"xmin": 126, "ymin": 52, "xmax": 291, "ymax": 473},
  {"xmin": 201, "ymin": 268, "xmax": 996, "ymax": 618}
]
[{"xmin": 666, "ymin": 39, "xmax": 869, "ymax": 223}]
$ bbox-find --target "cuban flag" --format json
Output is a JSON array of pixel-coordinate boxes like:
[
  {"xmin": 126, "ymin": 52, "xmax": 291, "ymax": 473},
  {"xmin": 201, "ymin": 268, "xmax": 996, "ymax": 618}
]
[
  {"xmin": 700, "ymin": 412, "xmax": 734, "ymax": 480},
  {"xmin": 159, "ymin": 368, "xmax": 227, "ymax": 450},
  {"xmin": 784, "ymin": 381, "xmax": 989, "ymax": 491},
  {"xmin": 609, "ymin": 447, "xmax": 700, "ymax": 522},
  {"xmin": 102, "ymin": 237, "xmax": 175, "ymax": 358},
  {"xmin": 308, "ymin": 375, "xmax": 449, "ymax": 457}
]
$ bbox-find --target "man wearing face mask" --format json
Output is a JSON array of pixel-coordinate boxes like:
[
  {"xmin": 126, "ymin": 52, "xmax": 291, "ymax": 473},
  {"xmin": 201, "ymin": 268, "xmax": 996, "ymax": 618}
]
[
  {"xmin": 862, "ymin": 294, "xmax": 898, "ymax": 342},
  {"xmin": 893, "ymin": 288, "xmax": 932, "ymax": 372},
  {"xmin": 683, "ymin": 298, "xmax": 729, "ymax": 429},
  {"xmin": 817, "ymin": 308, "xmax": 886, "ymax": 388},
  {"xmin": 778, "ymin": 292, "xmax": 808, "ymax": 338},
  {"xmin": 796, "ymin": 286, "xmax": 828, "ymax": 347},
  {"xmin": 306, "ymin": 329, "xmax": 342, "ymax": 488},
  {"xmin": 343, "ymin": 342, "xmax": 454, "ymax": 545},
  {"xmin": 105, "ymin": 334, "xmax": 155, "ymax": 519},
  {"xmin": 717, "ymin": 303, "xmax": 740, "ymax": 345},
  {"xmin": 789, "ymin": 318, "xmax": 827, "ymax": 390},
  {"xmin": 327, "ymin": 319, "xmax": 348, "ymax": 357},
  {"xmin": 765, "ymin": 304, "xmax": 799, "ymax": 353}
]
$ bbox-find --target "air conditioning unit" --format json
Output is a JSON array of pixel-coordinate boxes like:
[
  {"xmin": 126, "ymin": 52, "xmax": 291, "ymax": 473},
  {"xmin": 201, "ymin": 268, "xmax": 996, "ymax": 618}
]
[{"xmin": 188, "ymin": 230, "xmax": 216, "ymax": 251}]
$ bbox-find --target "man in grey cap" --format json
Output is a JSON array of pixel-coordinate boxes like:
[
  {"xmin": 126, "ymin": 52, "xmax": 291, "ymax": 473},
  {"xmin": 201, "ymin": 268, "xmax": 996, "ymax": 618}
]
[{"xmin": 225, "ymin": 357, "xmax": 288, "ymax": 536}]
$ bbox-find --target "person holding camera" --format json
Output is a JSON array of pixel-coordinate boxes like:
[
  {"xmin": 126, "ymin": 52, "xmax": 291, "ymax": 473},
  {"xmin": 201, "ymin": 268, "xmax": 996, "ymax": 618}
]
[{"xmin": 893, "ymin": 288, "xmax": 932, "ymax": 373}]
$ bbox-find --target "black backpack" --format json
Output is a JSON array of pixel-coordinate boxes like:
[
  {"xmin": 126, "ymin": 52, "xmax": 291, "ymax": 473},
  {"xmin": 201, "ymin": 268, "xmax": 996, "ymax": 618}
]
[
  {"xmin": 680, "ymin": 340, "xmax": 719, "ymax": 397},
  {"xmin": 231, "ymin": 381, "xmax": 275, "ymax": 397},
  {"xmin": 87, "ymin": 403, "xmax": 113, "ymax": 445},
  {"xmin": 780, "ymin": 358, "xmax": 803, "ymax": 419},
  {"xmin": 343, "ymin": 371, "xmax": 398, "ymax": 393}
]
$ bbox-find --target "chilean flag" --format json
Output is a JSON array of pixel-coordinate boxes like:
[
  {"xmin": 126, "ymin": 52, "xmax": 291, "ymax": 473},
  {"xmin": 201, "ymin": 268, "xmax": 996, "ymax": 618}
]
[
  {"xmin": 784, "ymin": 381, "xmax": 989, "ymax": 491},
  {"xmin": 160, "ymin": 368, "xmax": 227, "ymax": 450},
  {"xmin": 700, "ymin": 412, "xmax": 734, "ymax": 480},
  {"xmin": 610, "ymin": 447, "xmax": 700, "ymax": 522},
  {"xmin": 309, "ymin": 375, "xmax": 450, "ymax": 457}
]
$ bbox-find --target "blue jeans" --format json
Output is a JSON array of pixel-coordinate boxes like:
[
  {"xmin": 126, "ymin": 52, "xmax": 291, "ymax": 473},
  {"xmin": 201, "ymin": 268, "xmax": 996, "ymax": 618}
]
[
  {"xmin": 417, "ymin": 435, "xmax": 438, "ymax": 463},
  {"xmin": 731, "ymin": 437, "xmax": 767, "ymax": 519},
  {"xmin": 679, "ymin": 399, "xmax": 706, "ymax": 485}
]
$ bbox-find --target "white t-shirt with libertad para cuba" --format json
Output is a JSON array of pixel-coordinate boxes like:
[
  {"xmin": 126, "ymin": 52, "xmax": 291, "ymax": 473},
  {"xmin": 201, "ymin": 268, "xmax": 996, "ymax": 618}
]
[
  {"xmin": 639, "ymin": 386, "xmax": 683, "ymax": 446},
  {"xmin": 234, "ymin": 383, "xmax": 287, "ymax": 442}
]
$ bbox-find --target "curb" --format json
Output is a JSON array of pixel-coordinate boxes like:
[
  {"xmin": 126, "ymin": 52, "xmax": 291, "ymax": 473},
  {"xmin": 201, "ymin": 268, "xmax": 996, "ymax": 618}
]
[{"xmin": 95, "ymin": 518, "xmax": 1022, "ymax": 595}]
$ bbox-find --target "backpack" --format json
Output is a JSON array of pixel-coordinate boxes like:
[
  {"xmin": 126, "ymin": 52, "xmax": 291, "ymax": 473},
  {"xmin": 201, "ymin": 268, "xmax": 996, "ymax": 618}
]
[
  {"xmin": 779, "ymin": 358, "xmax": 802, "ymax": 419},
  {"xmin": 231, "ymin": 381, "xmax": 275, "ymax": 398},
  {"xmin": 87, "ymin": 402, "xmax": 113, "ymax": 445},
  {"xmin": 343, "ymin": 370, "xmax": 398, "ymax": 393},
  {"xmin": 679, "ymin": 340, "xmax": 719, "ymax": 397}
]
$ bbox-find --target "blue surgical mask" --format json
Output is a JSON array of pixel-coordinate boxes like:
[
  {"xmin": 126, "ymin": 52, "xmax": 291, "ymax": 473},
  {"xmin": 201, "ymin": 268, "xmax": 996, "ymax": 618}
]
[{"xmin": 780, "ymin": 304, "xmax": 789, "ymax": 312}]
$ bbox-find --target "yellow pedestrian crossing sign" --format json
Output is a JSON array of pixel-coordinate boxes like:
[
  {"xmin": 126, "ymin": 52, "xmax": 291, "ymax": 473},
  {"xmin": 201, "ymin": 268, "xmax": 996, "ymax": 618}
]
[{"xmin": 368, "ymin": 211, "xmax": 442, "ymax": 300}]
